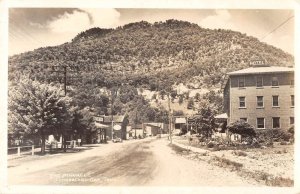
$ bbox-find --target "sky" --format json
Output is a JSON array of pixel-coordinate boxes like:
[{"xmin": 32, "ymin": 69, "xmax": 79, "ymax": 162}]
[{"xmin": 8, "ymin": 8, "xmax": 294, "ymax": 56}]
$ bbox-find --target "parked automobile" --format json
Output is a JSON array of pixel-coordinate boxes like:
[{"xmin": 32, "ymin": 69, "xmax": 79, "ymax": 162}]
[{"xmin": 112, "ymin": 138, "xmax": 123, "ymax": 143}]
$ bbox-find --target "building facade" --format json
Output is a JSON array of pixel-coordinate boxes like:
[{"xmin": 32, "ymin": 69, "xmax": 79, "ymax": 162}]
[
  {"xmin": 95, "ymin": 115, "xmax": 128, "ymax": 141},
  {"xmin": 223, "ymin": 65, "xmax": 294, "ymax": 130}
]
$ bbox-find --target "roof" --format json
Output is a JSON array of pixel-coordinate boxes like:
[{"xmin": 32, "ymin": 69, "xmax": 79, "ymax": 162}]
[
  {"xmin": 103, "ymin": 115, "xmax": 125, "ymax": 123},
  {"xmin": 94, "ymin": 122, "xmax": 110, "ymax": 128},
  {"xmin": 131, "ymin": 124, "xmax": 143, "ymax": 129},
  {"xmin": 227, "ymin": 66, "xmax": 294, "ymax": 76},
  {"xmin": 215, "ymin": 113, "xmax": 228, "ymax": 119},
  {"xmin": 144, "ymin": 123, "xmax": 163, "ymax": 127}
]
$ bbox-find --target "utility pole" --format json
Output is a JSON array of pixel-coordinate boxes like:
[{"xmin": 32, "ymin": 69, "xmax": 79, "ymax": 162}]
[
  {"xmin": 111, "ymin": 89, "xmax": 114, "ymax": 141},
  {"xmin": 168, "ymin": 93, "xmax": 172, "ymax": 144},
  {"xmin": 50, "ymin": 65, "xmax": 79, "ymax": 96},
  {"xmin": 50, "ymin": 64, "xmax": 79, "ymax": 151},
  {"xmin": 63, "ymin": 66, "xmax": 67, "ymax": 96}
]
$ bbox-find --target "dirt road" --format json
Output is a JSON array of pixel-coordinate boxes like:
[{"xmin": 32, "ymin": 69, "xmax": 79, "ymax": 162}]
[{"xmin": 8, "ymin": 138, "xmax": 260, "ymax": 186}]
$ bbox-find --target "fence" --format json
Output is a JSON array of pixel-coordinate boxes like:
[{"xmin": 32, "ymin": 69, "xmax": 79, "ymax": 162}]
[
  {"xmin": 8, "ymin": 141, "xmax": 79, "ymax": 159},
  {"xmin": 8, "ymin": 145, "xmax": 40, "ymax": 159}
]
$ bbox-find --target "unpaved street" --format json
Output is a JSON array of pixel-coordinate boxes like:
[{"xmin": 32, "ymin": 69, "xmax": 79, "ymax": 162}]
[{"xmin": 8, "ymin": 139, "xmax": 260, "ymax": 186}]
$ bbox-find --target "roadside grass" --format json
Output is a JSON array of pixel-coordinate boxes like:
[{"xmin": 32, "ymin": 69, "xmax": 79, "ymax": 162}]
[
  {"xmin": 232, "ymin": 150, "xmax": 247, "ymax": 157},
  {"xmin": 172, "ymin": 138, "xmax": 294, "ymax": 187},
  {"xmin": 169, "ymin": 143, "xmax": 191, "ymax": 155},
  {"xmin": 211, "ymin": 156, "xmax": 243, "ymax": 170}
]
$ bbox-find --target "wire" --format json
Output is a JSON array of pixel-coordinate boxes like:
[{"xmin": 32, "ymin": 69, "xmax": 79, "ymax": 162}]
[{"xmin": 260, "ymin": 15, "xmax": 294, "ymax": 40}]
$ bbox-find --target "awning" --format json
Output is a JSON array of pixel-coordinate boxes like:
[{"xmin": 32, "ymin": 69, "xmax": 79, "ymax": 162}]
[
  {"xmin": 95, "ymin": 122, "xmax": 110, "ymax": 128},
  {"xmin": 215, "ymin": 113, "xmax": 228, "ymax": 119}
]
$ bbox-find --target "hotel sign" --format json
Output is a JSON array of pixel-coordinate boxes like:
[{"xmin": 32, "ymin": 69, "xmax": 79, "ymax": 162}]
[{"xmin": 249, "ymin": 60, "xmax": 265, "ymax": 66}]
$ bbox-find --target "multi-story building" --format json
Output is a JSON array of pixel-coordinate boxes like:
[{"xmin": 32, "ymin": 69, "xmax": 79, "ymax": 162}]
[{"xmin": 223, "ymin": 63, "xmax": 294, "ymax": 130}]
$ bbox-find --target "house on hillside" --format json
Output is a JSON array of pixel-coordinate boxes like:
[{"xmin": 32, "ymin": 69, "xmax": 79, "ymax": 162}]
[{"xmin": 220, "ymin": 61, "xmax": 294, "ymax": 131}]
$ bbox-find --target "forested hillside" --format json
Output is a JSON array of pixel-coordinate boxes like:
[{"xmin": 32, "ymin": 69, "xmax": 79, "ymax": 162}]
[
  {"xmin": 9, "ymin": 19, "xmax": 294, "ymax": 90},
  {"xmin": 8, "ymin": 19, "xmax": 294, "ymax": 144}
]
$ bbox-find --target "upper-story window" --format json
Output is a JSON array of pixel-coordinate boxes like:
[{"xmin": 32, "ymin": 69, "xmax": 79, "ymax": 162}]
[
  {"xmin": 256, "ymin": 76, "xmax": 263, "ymax": 87},
  {"xmin": 239, "ymin": 97, "xmax": 246, "ymax": 108},
  {"xmin": 272, "ymin": 95, "xmax": 279, "ymax": 107},
  {"xmin": 272, "ymin": 77, "xmax": 279, "ymax": 87},
  {"xmin": 291, "ymin": 95, "xmax": 294, "ymax": 107},
  {"xmin": 257, "ymin": 96, "xmax": 264, "ymax": 108},
  {"xmin": 238, "ymin": 77, "xmax": 245, "ymax": 88}
]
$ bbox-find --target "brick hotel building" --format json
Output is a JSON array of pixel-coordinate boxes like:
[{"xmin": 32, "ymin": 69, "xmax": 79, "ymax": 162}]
[{"xmin": 223, "ymin": 64, "xmax": 294, "ymax": 130}]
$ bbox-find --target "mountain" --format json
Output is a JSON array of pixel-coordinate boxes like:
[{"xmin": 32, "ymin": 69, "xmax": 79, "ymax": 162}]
[{"xmin": 8, "ymin": 19, "xmax": 294, "ymax": 90}]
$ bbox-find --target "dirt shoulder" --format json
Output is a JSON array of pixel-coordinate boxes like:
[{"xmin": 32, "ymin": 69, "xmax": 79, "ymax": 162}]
[{"xmin": 172, "ymin": 136, "xmax": 294, "ymax": 187}]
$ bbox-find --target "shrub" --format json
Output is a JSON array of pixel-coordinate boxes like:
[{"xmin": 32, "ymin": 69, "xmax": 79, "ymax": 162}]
[
  {"xmin": 232, "ymin": 150, "xmax": 248, "ymax": 157},
  {"xmin": 280, "ymin": 141, "xmax": 288, "ymax": 145},
  {"xmin": 227, "ymin": 120, "xmax": 256, "ymax": 141},
  {"xmin": 288, "ymin": 125, "xmax": 294, "ymax": 135},
  {"xmin": 212, "ymin": 144, "xmax": 220, "ymax": 151},
  {"xmin": 207, "ymin": 141, "xmax": 215, "ymax": 148},
  {"xmin": 272, "ymin": 128, "xmax": 292, "ymax": 142},
  {"xmin": 256, "ymin": 129, "xmax": 293, "ymax": 145},
  {"xmin": 255, "ymin": 129, "xmax": 273, "ymax": 146}
]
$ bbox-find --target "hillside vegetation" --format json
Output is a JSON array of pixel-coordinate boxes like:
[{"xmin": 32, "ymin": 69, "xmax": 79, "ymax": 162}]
[
  {"xmin": 9, "ymin": 19, "xmax": 294, "ymax": 90},
  {"xmin": 8, "ymin": 20, "xmax": 294, "ymax": 145}
]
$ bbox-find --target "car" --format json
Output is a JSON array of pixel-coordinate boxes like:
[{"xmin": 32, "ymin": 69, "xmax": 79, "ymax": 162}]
[{"xmin": 112, "ymin": 138, "xmax": 123, "ymax": 143}]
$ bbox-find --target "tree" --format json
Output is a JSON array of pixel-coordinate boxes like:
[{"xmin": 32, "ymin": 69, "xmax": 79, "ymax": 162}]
[
  {"xmin": 178, "ymin": 95, "xmax": 184, "ymax": 105},
  {"xmin": 195, "ymin": 92, "xmax": 200, "ymax": 102},
  {"xmin": 187, "ymin": 98, "xmax": 194, "ymax": 109},
  {"xmin": 78, "ymin": 107, "xmax": 97, "ymax": 143},
  {"xmin": 8, "ymin": 78, "xmax": 70, "ymax": 154},
  {"xmin": 195, "ymin": 101, "xmax": 215, "ymax": 138},
  {"xmin": 170, "ymin": 90, "xmax": 177, "ymax": 102}
]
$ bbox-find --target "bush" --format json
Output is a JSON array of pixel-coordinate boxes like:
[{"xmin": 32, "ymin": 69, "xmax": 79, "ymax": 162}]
[
  {"xmin": 213, "ymin": 144, "xmax": 220, "ymax": 151},
  {"xmin": 256, "ymin": 129, "xmax": 293, "ymax": 144},
  {"xmin": 272, "ymin": 128, "xmax": 292, "ymax": 142},
  {"xmin": 207, "ymin": 141, "xmax": 215, "ymax": 148},
  {"xmin": 255, "ymin": 129, "xmax": 273, "ymax": 146},
  {"xmin": 232, "ymin": 150, "xmax": 248, "ymax": 157},
  {"xmin": 227, "ymin": 120, "xmax": 256, "ymax": 140}
]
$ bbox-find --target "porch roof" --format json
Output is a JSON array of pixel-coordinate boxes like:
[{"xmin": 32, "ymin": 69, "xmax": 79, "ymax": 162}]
[{"xmin": 215, "ymin": 113, "xmax": 228, "ymax": 119}]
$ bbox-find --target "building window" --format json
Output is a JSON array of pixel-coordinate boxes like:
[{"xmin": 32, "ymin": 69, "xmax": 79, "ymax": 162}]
[
  {"xmin": 257, "ymin": 118, "xmax": 265, "ymax": 129},
  {"xmin": 238, "ymin": 77, "xmax": 245, "ymax": 88},
  {"xmin": 272, "ymin": 96, "xmax": 279, "ymax": 107},
  {"xmin": 257, "ymin": 96, "xmax": 264, "ymax": 108},
  {"xmin": 290, "ymin": 117, "xmax": 294, "ymax": 125},
  {"xmin": 272, "ymin": 77, "xmax": 279, "ymax": 87},
  {"xmin": 240, "ymin": 118, "xmax": 247, "ymax": 122},
  {"xmin": 291, "ymin": 79, "xmax": 294, "ymax": 87},
  {"xmin": 291, "ymin": 95, "xmax": 294, "ymax": 107},
  {"xmin": 256, "ymin": 76, "xmax": 263, "ymax": 87},
  {"xmin": 272, "ymin": 117, "xmax": 280, "ymax": 128},
  {"xmin": 239, "ymin": 97, "xmax": 246, "ymax": 108}
]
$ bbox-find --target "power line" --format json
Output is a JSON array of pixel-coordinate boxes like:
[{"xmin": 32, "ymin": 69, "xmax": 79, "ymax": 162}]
[{"xmin": 260, "ymin": 15, "xmax": 294, "ymax": 41}]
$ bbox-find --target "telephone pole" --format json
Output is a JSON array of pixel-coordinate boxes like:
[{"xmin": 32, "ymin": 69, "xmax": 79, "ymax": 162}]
[
  {"xmin": 50, "ymin": 64, "xmax": 79, "ymax": 151},
  {"xmin": 168, "ymin": 93, "xmax": 172, "ymax": 144},
  {"xmin": 50, "ymin": 65, "xmax": 79, "ymax": 96}
]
